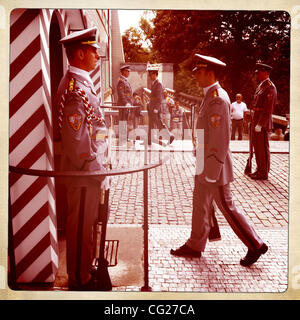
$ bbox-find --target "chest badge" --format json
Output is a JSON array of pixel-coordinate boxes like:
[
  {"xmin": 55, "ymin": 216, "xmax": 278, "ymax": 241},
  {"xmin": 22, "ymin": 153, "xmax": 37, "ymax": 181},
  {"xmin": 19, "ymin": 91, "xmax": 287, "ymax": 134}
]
[
  {"xmin": 68, "ymin": 113, "xmax": 82, "ymax": 131},
  {"xmin": 210, "ymin": 114, "xmax": 221, "ymax": 128}
]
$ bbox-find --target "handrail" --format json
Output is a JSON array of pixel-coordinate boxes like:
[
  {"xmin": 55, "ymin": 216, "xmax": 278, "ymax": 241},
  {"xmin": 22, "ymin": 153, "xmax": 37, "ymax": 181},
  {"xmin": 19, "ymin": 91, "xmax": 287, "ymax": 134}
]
[
  {"xmin": 9, "ymin": 157, "xmax": 168, "ymax": 178},
  {"xmin": 9, "ymin": 155, "xmax": 168, "ymax": 292},
  {"xmin": 101, "ymin": 105, "xmax": 140, "ymax": 110}
]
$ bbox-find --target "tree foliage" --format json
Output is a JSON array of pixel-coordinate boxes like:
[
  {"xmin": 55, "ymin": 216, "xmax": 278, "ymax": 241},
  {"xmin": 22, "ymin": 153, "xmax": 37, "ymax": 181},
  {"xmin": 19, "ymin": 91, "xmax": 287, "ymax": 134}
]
[
  {"xmin": 123, "ymin": 10, "xmax": 290, "ymax": 115},
  {"xmin": 122, "ymin": 27, "xmax": 151, "ymax": 63}
]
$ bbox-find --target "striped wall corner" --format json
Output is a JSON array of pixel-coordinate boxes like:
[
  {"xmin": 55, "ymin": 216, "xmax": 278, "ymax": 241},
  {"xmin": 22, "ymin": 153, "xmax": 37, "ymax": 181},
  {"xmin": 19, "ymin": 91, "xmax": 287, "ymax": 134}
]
[{"xmin": 9, "ymin": 9, "xmax": 64, "ymax": 283}]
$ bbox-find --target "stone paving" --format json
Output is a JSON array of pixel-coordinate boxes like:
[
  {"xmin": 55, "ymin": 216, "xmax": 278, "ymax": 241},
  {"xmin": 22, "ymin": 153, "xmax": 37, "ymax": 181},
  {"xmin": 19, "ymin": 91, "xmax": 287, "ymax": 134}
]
[
  {"xmin": 109, "ymin": 149, "xmax": 289, "ymax": 229},
  {"xmin": 19, "ymin": 139, "xmax": 288, "ymax": 293},
  {"xmin": 107, "ymin": 141, "xmax": 289, "ymax": 293}
]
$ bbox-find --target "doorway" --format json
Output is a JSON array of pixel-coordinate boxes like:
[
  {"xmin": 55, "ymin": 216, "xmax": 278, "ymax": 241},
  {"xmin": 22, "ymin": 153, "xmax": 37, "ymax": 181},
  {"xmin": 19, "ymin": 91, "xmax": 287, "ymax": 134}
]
[{"xmin": 49, "ymin": 12, "xmax": 67, "ymax": 231}]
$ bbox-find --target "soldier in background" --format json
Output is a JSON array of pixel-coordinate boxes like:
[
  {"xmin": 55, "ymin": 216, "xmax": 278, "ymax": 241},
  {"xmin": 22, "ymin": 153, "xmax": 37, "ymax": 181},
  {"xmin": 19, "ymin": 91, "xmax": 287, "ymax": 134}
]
[
  {"xmin": 171, "ymin": 54, "xmax": 268, "ymax": 267},
  {"xmin": 147, "ymin": 65, "xmax": 174, "ymax": 145},
  {"xmin": 248, "ymin": 63, "xmax": 277, "ymax": 180},
  {"xmin": 117, "ymin": 65, "xmax": 133, "ymax": 122},
  {"xmin": 56, "ymin": 27, "xmax": 109, "ymax": 290}
]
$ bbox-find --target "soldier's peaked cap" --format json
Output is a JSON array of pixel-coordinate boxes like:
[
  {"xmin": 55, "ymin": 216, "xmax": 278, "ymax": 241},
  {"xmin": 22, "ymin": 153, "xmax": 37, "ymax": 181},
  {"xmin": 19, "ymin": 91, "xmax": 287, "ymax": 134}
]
[
  {"xmin": 193, "ymin": 54, "xmax": 226, "ymax": 72},
  {"xmin": 255, "ymin": 63, "xmax": 273, "ymax": 72},
  {"xmin": 59, "ymin": 27, "xmax": 100, "ymax": 49},
  {"xmin": 120, "ymin": 65, "xmax": 131, "ymax": 71}
]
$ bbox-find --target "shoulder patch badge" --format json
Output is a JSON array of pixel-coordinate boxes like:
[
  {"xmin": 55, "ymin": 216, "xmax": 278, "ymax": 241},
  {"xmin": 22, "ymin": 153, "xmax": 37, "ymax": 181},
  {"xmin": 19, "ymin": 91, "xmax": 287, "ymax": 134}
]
[
  {"xmin": 210, "ymin": 114, "xmax": 221, "ymax": 128},
  {"xmin": 213, "ymin": 90, "xmax": 219, "ymax": 98},
  {"xmin": 68, "ymin": 78, "xmax": 76, "ymax": 92},
  {"xmin": 68, "ymin": 113, "xmax": 82, "ymax": 131}
]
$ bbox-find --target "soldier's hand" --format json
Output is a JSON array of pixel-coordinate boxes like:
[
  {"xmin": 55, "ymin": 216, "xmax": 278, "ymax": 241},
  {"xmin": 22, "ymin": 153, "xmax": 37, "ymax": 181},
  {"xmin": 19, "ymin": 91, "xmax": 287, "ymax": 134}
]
[
  {"xmin": 255, "ymin": 124, "xmax": 262, "ymax": 132},
  {"xmin": 101, "ymin": 177, "xmax": 111, "ymax": 190}
]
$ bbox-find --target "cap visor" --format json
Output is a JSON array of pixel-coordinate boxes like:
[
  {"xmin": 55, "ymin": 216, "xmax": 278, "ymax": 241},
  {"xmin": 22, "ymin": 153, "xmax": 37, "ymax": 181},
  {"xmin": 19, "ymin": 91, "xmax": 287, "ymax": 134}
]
[{"xmin": 89, "ymin": 43, "xmax": 100, "ymax": 49}]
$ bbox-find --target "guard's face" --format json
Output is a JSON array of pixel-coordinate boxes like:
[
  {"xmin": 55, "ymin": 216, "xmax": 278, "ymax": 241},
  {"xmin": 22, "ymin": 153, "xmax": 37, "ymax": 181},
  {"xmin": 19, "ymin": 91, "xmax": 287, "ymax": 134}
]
[
  {"xmin": 122, "ymin": 69, "xmax": 130, "ymax": 78},
  {"xmin": 149, "ymin": 72, "xmax": 157, "ymax": 81},
  {"xmin": 255, "ymin": 70, "xmax": 268, "ymax": 82},
  {"xmin": 82, "ymin": 46, "xmax": 100, "ymax": 71},
  {"xmin": 193, "ymin": 68, "xmax": 210, "ymax": 87}
]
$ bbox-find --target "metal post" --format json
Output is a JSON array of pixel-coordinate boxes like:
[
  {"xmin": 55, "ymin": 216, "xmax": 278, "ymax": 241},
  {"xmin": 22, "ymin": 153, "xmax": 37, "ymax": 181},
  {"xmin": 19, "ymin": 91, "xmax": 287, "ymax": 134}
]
[{"xmin": 141, "ymin": 139, "xmax": 152, "ymax": 291}]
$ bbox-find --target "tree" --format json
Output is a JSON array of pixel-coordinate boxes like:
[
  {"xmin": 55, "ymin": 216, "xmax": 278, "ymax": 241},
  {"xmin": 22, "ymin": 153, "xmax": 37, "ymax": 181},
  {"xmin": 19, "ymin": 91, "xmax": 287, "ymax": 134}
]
[
  {"xmin": 144, "ymin": 10, "xmax": 290, "ymax": 116},
  {"xmin": 122, "ymin": 27, "xmax": 152, "ymax": 63}
]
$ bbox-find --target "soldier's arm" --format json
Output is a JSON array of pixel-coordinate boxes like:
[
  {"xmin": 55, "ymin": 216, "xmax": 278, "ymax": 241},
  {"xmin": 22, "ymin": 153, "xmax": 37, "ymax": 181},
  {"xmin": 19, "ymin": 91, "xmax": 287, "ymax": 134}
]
[
  {"xmin": 117, "ymin": 80, "xmax": 127, "ymax": 105},
  {"xmin": 61, "ymin": 92, "xmax": 103, "ymax": 172},
  {"xmin": 205, "ymin": 98, "xmax": 231, "ymax": 181},
  {"xmin": 156, "ymin": 83, "xmax": 164, "ymax": 113},
  {"xmin": 257, "ymin": 85, "xmax": 277, "ymax": 128}
]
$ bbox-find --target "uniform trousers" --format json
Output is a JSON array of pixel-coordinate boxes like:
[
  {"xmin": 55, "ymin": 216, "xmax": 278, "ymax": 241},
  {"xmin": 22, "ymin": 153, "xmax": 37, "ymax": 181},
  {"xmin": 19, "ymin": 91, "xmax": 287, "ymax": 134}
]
[
  {"xmin": 186, "ymin": 176, "xmax": 264, "ymax": 252},
  {"xmin": 161, "ymin": 113, "xmax": 171, "ymax": 129},
  {"xmin": 65, "ymin": 180, "xmax": 100, "ymax": 286},
  {"xmin": 252, "ymin": 130, "xmax": 270, "ymax": 176},
  {"xmin": 231, "ymin": 118, "xmax": 244, "ymax": 140},
  {"xmin": 147, "ymin": 107, "xmax": 171, "ymax": 143}
]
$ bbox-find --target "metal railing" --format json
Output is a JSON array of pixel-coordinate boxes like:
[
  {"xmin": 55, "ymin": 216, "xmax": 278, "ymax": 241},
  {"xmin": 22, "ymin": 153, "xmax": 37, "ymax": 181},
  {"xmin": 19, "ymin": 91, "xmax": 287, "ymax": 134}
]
[{"xmin": 9, "ymin": 153, "xmax": 168, "ymax": 291}]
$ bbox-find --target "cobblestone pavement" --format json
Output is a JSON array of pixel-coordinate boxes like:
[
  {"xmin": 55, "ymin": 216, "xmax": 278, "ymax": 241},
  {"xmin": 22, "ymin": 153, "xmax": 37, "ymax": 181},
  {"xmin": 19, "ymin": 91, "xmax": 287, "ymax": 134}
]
[
  {"xmin": 108, "ymin": 147, "xmax": 289, "ymax": 293},
  {"xmin": 109, "ymin": 150, "xmax": 289, "ymax": 228}
]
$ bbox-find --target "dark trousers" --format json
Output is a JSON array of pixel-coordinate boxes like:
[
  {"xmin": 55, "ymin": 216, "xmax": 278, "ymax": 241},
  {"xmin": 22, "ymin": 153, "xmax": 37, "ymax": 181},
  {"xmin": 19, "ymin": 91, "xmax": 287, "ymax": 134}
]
[
  {"xmin": 252, "ymin": 130, "xmax": 270, "ymax": 176},
  {"xmin": 186, "ymin": 178, "xmax": 264, "ymax": 252},
  {"xmin": 65, "ymin": 182, "xmax": 99, "ymax": 286},
  {"xmin": 147, "ymin": 107, "xmax": 171, "ymax": 144},
  {"xmin": 231, "ymin": 119, "xmax": 243, "ymax": 140},
  {"xmin": 119, "ymin": 109, "xmax": 129, "ymax": 121}
]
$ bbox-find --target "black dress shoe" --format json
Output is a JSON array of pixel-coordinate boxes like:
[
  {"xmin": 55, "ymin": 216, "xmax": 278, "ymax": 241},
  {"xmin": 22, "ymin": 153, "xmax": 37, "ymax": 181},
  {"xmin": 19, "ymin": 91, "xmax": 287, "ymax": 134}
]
[
  {"xmin": 169, "ymin": 134, "xmax": 175, "ymax": 145},
  {"xmin": 240, "ymin": 243, "xmax": 268, "ymax": 267},
  {"xmin": 251, "ymin": 173, "xmax": 268, "ymax": 180},
  {"xmin": 247, "ymin": 171, "xmax": 258, "ymax": 178},
  {"xmin": 248, "ymin": 171, "xmax": 268, "ymax": 180},
  {"xmin": 170, "ymin": 244, "xmax": 202, "ymax": 257}
]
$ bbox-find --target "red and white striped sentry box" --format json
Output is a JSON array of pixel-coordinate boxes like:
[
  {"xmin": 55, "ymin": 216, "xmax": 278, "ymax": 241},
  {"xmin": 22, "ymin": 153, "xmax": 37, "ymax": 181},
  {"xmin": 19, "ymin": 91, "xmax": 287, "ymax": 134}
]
[
  {"xmin": 9, "ymin": 9, "xmax": 66, "ymax": 283},
  {"xmin": 9, "ymin": 7, "xmax": 106, "ymax": 284}
]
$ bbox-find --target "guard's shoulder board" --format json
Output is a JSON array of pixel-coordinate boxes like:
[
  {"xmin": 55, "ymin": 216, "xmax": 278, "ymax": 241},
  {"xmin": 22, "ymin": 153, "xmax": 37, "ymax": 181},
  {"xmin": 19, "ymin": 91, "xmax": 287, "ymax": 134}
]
[
  {"xmin": 268, "ymin": 80, "xmax": 273, "ymax": 87},
  {"xmin": 68, "ymin": 78, "xmax": 76, "ymax": 92}
]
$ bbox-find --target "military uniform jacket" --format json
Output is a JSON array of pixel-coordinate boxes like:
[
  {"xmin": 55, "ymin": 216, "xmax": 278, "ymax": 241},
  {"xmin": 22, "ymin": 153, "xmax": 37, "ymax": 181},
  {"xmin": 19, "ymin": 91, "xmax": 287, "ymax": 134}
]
[
  {"xmin": 149, "ymin": 79, "xmax": 164, "ymax": 112},
  {"xmin": 252, "ymin": 78, "xmax": 277, "ymax": 131},
  {"xmin": 117, "ymin": 75, "xmax": 133, "ymax": 105},
  {"xmin": 56, "ymin": 69, "xmax": 108, "ymax": 179},
  {"xmin": 195, "ymin": 82, "xmax": 234, "ymax": 186}
]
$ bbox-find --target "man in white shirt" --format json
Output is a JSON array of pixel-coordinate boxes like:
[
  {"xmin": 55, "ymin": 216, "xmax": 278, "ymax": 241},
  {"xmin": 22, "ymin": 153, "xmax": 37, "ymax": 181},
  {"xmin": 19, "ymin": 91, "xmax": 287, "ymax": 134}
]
[
  {"xmin": 160, "ymin": 90, "xmax": 174, "ymax": 129},
  {"xmin": 230, "ymin": 93, "xmax": 248, "ymax": 140}
]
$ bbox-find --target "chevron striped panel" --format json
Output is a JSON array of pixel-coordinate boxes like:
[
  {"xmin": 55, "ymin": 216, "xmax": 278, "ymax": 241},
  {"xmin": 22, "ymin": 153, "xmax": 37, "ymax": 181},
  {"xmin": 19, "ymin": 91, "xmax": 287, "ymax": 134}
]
[{"xmin": 9, "ymin": 9, "xmax": 58, "ymax": 283}]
